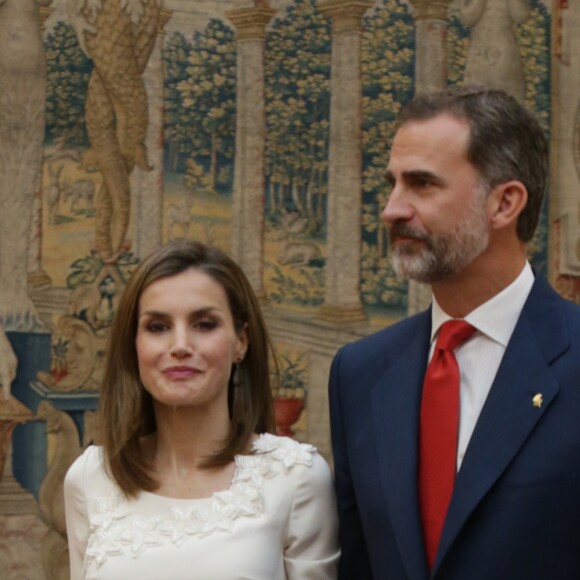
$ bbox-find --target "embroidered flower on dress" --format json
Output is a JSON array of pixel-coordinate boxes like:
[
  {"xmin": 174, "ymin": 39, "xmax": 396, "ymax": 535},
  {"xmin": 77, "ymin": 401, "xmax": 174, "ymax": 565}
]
[
  {"xmin": 254, "ymin": 433, "xmax": 315, "ymax": 471},
  {"xmin": 119, "ymin": 518, "xmax": 161, "ymax": 557},
  {"xmin": 215, "ymin": 480, "xmax": 262, "ymax": 518},
  {"xmin": 85, "ymin": 435, "xmax": 315, "ymax": 567},
  {"xmin": 199, "ymin": 498, "xmax": 238, "ymax": 536},
  {"xmin": 158, "ymin": 506, "xmax": 193, "ymax": 546},
  {"xmin": 86, "ymin": 528, "xmax": 124, "ymax": 566},
  {"xmin": 91, "ymin": 494, "xmax": 129, "ymax": 530}
]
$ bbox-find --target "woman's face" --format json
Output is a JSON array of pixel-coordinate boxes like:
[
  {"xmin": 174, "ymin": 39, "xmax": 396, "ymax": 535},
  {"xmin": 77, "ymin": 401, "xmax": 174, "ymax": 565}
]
[{"xmin": 135, "ymin": 268, "xmax": 248, "ymax": 411}]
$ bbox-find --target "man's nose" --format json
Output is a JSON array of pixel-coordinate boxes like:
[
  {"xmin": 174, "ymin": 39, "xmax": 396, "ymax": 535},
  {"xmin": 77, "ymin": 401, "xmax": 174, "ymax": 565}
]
[{"xmin": 381, "ymin": 188, "xmax": 414, "ymax": 226}]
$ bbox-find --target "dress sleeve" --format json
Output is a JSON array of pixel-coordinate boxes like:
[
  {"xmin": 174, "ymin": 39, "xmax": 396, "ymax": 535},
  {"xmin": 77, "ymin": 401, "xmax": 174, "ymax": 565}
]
[
  {"xmin": 64, "ymin": 448, "xmax": 92, "ymax": 580},
  {"xmin": 283, "ymin": 451, "xmax": 340, "ymax": 579}
]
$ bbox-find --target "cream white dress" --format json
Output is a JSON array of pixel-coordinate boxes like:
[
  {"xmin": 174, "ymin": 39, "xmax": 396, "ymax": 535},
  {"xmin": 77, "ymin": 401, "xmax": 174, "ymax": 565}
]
[{"xmin": 64, "ymin": 434, "xmax": 340, "ymax": 580}]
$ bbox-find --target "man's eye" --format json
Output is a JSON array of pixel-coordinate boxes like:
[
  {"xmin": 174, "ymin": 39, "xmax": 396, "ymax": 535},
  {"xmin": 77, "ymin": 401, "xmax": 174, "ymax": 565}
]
[{"xmin": 384, "ymin": 176, "xmax": 395, "ymax": 190}]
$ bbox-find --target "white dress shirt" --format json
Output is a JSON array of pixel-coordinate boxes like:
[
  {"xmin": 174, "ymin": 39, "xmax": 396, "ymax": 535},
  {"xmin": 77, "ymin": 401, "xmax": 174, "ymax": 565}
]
[{"xmin": 429, "ymin": 262, "xmax": 535, "ymax": 470}]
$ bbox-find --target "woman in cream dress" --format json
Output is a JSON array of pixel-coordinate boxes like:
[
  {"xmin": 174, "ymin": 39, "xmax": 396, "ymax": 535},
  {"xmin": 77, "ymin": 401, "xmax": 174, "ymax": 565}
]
[{"xmin": 64, "ymin": 241, "xmax": 339, "ymax": 579}]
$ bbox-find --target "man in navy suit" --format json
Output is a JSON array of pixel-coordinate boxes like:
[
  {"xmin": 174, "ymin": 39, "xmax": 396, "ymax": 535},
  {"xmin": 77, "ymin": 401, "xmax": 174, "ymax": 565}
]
[{"xmin": 329, "ymin": 87, "xmax": 580, "ymax": 579}]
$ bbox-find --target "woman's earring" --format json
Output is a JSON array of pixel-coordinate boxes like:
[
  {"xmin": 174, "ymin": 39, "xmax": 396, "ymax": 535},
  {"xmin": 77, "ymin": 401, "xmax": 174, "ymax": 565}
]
[{"xmin": 233, "ymin": 360, "xmax": 242, "ymax": 387}]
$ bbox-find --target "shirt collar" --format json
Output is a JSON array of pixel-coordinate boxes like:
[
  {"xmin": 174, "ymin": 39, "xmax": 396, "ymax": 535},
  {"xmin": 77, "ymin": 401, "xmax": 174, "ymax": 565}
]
[{"xmin": 430, "ymin": 261, "xmax": 535, "ymax": 347}]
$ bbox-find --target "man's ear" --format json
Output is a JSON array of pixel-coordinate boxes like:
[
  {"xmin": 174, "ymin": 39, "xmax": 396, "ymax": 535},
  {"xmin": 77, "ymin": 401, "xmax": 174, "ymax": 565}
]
[{"xmin": 487, "ymin": 180, "xmax": 528, "ymax": 230}]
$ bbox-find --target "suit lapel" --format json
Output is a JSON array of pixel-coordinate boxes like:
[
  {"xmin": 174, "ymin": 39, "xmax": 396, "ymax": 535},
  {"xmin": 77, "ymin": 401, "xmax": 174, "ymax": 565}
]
[
  {"xmin": 371, "ymin": 311, "xmax": 431, "ymax": 580},
  {"xmin": 434, "ymin": 278, "xmax": 569, "ymax": 572}
]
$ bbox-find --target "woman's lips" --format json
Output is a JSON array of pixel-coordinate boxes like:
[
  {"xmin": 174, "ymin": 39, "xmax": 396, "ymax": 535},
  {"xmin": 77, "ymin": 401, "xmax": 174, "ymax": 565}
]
[{"xmin": 162, "ymin": 366, "xmax": 200, "ymax": 380}]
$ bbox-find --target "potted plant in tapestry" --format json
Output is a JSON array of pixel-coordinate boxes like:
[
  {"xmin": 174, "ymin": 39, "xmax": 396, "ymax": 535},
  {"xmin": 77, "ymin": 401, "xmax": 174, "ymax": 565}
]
[
  {"xmin": 50, "ymin": 336, "xmax": 70, "ymax": 382},
  {"xmin": 274, "ymin": 351, "xmax": 308, "ymax": 438}
]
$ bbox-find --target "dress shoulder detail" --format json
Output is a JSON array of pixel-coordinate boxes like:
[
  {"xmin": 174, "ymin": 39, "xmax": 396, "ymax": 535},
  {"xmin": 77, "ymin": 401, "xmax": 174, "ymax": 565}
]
[
  {"xmin": 247, "ymin": 433, "xmax": 315, "ymax": 470},
  {"xmin": 84, "ymin": 434, "xmax": 317, "ymax": 568}
]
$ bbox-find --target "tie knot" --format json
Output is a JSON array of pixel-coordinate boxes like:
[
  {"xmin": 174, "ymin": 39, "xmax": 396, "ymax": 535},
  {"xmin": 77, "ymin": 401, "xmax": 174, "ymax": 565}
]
[{"xmin": 435, "ymin": 320, "xmax": 476, "ymax": 352}]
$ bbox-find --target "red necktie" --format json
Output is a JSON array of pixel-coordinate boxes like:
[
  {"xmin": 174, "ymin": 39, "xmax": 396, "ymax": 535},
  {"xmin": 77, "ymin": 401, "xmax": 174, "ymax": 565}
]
[{"xmin": 419, "ymin": 320, "xmax": 476, "ymax": 569}]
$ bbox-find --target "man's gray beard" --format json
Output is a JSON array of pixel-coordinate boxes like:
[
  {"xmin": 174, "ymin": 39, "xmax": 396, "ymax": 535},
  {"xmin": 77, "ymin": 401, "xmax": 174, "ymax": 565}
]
[{"xmin": 388, "ymin": 201, "xmax": 490, "ymax": 284}]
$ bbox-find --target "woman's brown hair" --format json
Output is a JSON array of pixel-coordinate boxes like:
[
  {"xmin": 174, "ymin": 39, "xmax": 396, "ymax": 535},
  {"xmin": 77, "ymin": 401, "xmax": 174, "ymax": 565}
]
[{"xmin": 99, "ymin": 240, "xmax": 277, "ymax": 497}]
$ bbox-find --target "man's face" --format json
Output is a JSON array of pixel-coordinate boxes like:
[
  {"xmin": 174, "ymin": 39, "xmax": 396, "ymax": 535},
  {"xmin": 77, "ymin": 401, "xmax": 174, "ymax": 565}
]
[{"xmin": 382, "ymin": 114, "xmax": 490, "ymax": 284}]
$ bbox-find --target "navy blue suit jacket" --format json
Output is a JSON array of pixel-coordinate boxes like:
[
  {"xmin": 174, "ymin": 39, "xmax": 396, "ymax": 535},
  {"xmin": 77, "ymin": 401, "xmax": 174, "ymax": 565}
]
[{"xmin": 329, "ymin": 276, "xmax": 580, "ymax": 579}]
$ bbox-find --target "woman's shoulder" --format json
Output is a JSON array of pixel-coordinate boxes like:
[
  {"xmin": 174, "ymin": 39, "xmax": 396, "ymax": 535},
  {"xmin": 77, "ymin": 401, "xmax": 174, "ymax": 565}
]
[
  {"xmin": 239, "ymin": 433, "xmax": 332, "ymax": 485},
  {"xmin": 251, "ymin": 433, "xmax": 316, "ymax": 464},
  {"xmin": 65, "ymin": 445, "xmax": 107, "ymax": 488},
  {"xmin": 243, "ymin": 435, "xmax": 335, "ymax": 517},
  {"xmin": 252, "ymin": 432, "xmax": 315, "ymax": 451}
]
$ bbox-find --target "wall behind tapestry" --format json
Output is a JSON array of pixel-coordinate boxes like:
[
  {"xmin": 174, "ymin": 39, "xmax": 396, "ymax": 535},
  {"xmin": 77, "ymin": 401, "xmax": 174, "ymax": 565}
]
[{"xmin": 0, "ymin": 0, "xmax": 574, "ymax": 578}]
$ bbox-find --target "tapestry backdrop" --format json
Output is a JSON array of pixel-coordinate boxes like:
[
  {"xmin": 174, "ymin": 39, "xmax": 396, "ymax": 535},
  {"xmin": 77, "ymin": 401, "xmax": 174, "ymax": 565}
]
[{"xmin": 0, "ymin": 1, "xmax": 574, "ymax": 578}]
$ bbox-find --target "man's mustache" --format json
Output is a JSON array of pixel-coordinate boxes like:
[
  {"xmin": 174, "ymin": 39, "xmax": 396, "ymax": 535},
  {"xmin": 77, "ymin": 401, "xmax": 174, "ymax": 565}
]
[{"xmin": 388, "ymin": 224, "xmax": 430, "ymax": 245}]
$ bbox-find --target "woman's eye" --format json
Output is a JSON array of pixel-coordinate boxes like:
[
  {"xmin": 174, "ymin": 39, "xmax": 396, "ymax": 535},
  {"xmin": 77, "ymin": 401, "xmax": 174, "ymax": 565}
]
[
  {"xmin": 146, "ymin": 320, "xmax": 169, "ymax": 333},
  {"xmin": 195, "ymin": 318, "xmax": 218, "ymax": 331}
]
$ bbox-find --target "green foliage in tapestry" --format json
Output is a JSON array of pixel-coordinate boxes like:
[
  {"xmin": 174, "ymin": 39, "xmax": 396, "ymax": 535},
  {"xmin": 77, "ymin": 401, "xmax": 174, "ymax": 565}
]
[
  {"xmin": 447, "ymin": 0, "xmax": 550, "ymax": 274},
  {"xmin": 446, "ymin": 7, "xmax": 469, "ymax": 86},
  {"xmin": 263, "ymin": 0, "xmax": 330, "ymax": 310},
  {"xmin": 276, "ymin": 351, "xmax": 308, "ymax": 399},
  {"xmin": 51, "ymin": 336, "xmax": 69, "ymax": 380},
  {"xmin": 67, "ymin": 252, "xmax": 139, "ymax": 289},
  {"xmin": 360, "ymin": 0, "xmax": 414, "ymax": 311},
  {"xmin": 269, "ymin": 265, "xmax": 325, "ymax": 306},
  {"xmin": 518, "ymin": 1, "xmax": 550, "ymax": 273},
  {"xmin": 163, "ymin": 32, "xmax": 193, "ymax": 172},
  {"xmin": 163, "ymin": 20, "xmax": 236, "ymax": 194},
  {"xmin": 44, "ymin": 22, "xmax": 92, "ymax": 146},
  {"xmin": 264, "ymin": 0, "xmax": 415, "ymax": 313},
  {"xmin": 264, "ymin": 0, "xmax": 331, "ymax": 232}
]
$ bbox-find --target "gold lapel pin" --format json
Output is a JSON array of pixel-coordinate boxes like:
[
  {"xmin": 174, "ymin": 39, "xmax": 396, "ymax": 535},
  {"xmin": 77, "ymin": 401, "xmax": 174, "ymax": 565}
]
[{"xmin": 532, "ymin": 393, "xmax": 543, "ymax": 408}]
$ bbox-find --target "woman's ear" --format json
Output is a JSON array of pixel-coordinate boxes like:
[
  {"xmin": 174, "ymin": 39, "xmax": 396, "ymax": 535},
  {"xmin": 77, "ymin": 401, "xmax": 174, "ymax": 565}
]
[
  {"xmin": 236, "ymin": 323, "xmax": 249, "ymax": 362},
  {"xmin": 487, "ymin": 180, "xmax": 528, "ymax": 231}
]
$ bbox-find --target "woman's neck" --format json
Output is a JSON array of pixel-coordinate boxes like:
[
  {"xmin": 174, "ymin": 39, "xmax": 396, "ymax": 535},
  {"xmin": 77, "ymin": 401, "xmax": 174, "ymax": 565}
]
[
  {"xmin": 142, "ymin": 404, "xmax": 237, "ymax": 499},
  {"xmin": 150, "ymin": 403, "xmax": 231, "ymax": 469}
]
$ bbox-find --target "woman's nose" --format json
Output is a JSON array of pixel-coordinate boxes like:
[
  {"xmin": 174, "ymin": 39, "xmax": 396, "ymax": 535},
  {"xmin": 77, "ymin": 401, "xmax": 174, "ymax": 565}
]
[{"xmin": 170, "ymin": 327, "xmax": 192, "ymax": 357}]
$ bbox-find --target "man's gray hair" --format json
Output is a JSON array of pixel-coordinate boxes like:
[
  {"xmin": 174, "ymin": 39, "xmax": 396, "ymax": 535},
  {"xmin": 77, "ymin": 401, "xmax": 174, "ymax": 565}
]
[{"xmin": 398, "ymin": 86, "xmax": 549, "ymax": 243}]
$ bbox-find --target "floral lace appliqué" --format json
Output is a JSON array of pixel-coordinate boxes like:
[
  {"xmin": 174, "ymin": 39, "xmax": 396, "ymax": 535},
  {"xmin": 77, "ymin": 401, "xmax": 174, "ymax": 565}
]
[{"xmin": 85, "ymin": 434, "xmax": 315, "ymax": 568}]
